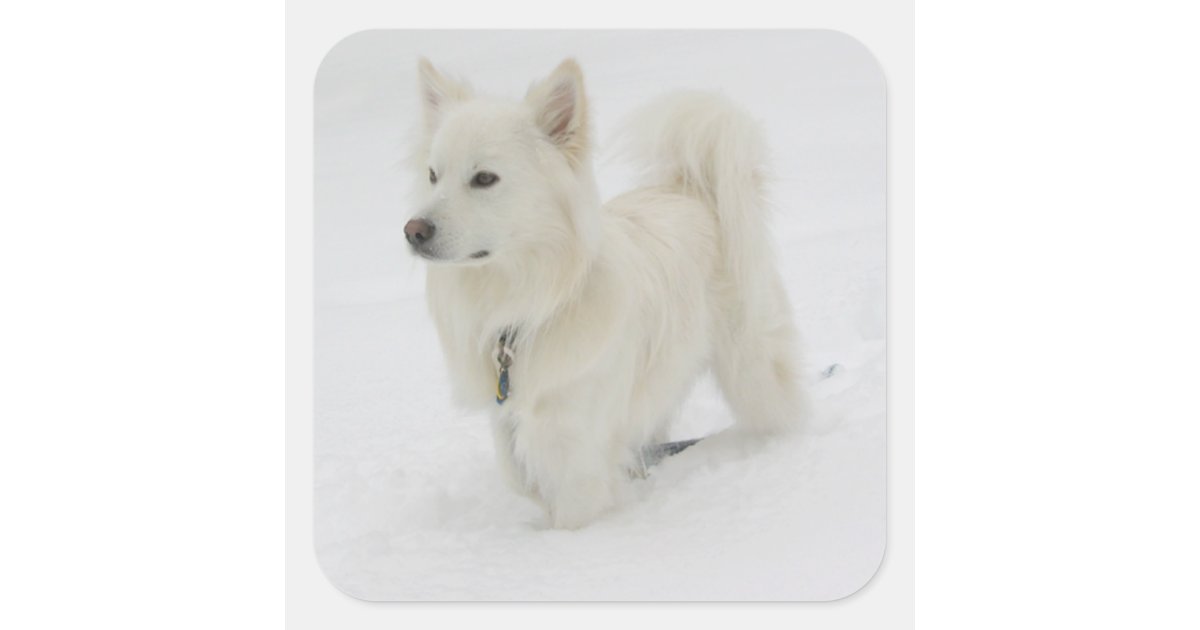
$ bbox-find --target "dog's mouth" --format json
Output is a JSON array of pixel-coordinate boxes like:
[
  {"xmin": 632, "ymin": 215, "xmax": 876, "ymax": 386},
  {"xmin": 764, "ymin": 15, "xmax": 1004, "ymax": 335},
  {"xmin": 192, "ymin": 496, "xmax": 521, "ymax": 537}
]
[{"xmin": 413, "ymin": 247, "xmax": 491, "ymax": 265}]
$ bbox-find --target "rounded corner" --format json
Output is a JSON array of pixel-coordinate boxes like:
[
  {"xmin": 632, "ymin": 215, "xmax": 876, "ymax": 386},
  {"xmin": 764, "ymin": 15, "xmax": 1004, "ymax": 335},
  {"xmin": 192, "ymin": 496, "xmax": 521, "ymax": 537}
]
[
  {"xmin": 811, "ymin": 28, "xmax": 888, "ymax": 92},
  {"xmin": 820, "ymin": 534, "xmax": 888, "ymax": 603},
  {"xmin": 312, "ymin": 538, "xmax": 380, "ymax": 603},
  {"xmin": 313, "ymin": 29, "xmax": 383, "ymax": 92}
]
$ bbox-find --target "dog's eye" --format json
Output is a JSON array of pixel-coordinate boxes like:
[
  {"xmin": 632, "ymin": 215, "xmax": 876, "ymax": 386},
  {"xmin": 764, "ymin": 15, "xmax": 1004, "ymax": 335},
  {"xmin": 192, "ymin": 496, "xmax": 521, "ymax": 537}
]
[
  {"xmin": 471, "ymin": 171, "xmax": 499, "ymax": 188},
  {"xmin": 429, "ymin": 168, "xmax": 437, "ymax": 185}
]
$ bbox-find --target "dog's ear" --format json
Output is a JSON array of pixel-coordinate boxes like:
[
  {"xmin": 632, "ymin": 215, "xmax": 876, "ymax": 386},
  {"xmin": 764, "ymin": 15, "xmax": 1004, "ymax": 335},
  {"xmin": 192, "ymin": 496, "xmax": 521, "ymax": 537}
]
[
  {"xmin": 417, "ymin": 58, "xmax": 471, "ymax": 133},
  {"xmin": 526, "ymin": 58, "xmax": 589, "ymax": 165}
]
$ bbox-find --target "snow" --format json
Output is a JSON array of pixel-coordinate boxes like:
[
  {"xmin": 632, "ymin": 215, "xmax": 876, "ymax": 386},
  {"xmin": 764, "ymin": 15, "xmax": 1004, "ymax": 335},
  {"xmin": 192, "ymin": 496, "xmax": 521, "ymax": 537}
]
[{"xmin": 314, "ymin": 30, "xmax": 886, "ymax": 601}]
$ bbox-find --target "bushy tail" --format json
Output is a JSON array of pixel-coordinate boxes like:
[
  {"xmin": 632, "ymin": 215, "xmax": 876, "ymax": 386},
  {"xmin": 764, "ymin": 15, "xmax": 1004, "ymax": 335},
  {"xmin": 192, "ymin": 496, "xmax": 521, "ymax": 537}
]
[
  {"xmin": 619, "ymin": 91, "xmax": 773, "ymax": 298},
  {"xmin": 621, "ymin": 92, "xmax": 807, "ymax": 434}
]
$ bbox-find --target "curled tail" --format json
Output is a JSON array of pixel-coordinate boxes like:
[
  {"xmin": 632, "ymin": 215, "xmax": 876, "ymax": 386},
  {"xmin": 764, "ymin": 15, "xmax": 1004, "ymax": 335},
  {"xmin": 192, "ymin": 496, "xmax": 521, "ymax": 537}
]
[
  {"xmin": 621, "ymin": 91, "xmax": 807, "ymax": 434},
  {"xmin": 619, "ymin": 91, "xmax": 773, "ymax": 300}
]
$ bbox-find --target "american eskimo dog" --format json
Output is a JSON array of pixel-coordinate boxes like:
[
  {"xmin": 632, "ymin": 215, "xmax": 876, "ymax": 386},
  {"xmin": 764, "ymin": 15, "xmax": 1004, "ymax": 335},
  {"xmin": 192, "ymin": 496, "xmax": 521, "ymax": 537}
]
[{"xmin": 408, "ymin": 58, "xmax": 807, "ymax": 528}]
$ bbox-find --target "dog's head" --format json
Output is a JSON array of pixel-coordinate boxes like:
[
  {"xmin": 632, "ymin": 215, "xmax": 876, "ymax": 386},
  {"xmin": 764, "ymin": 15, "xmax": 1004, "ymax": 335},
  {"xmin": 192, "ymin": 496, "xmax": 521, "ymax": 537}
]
[{"xmin": 407, "ymin": 58, "xmax": 594, "ymax": 266}]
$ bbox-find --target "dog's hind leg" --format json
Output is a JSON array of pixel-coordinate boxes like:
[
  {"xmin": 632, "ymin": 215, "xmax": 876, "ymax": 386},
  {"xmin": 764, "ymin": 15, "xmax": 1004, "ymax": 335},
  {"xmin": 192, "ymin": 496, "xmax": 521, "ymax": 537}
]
[{"xmin": 712, "ymin": 277, "xmax": 809, "ymax": 435}]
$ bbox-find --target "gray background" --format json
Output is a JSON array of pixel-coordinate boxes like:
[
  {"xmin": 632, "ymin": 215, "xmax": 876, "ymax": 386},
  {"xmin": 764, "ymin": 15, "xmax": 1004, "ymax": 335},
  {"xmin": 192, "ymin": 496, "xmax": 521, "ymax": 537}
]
[{"xmin": 288, "ymin": 5, "xmax": 914, "ymax": 620}]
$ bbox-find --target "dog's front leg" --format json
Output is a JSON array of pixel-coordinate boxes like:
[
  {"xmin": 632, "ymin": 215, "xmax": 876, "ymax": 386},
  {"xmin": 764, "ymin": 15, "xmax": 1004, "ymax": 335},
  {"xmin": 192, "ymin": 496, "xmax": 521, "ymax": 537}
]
[
  {"xmin": 490, "ymin": 414, "xmax": 539, "ymax": 500},
  {"xmin": 542, "ymin": 441, "xmax": 621, "ymax": 529},
  {"xmin": 512, "ymin": 407, "xmax": 624, "ymax": 529}
]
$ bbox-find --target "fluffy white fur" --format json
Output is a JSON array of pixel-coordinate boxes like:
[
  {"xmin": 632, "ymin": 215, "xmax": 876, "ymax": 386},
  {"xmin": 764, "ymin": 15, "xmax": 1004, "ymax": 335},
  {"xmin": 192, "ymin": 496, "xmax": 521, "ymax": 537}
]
[{"xmin": 409, "ymin": 58, "xmax": 807, "ymax": 529}]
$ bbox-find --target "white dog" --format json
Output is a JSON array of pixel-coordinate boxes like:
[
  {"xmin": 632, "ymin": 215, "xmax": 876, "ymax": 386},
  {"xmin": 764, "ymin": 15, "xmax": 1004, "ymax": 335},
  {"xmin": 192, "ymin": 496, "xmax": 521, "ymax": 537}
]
[{"xmin": 408, "ymin": 58, "xmax": 807, "ymax": 528}]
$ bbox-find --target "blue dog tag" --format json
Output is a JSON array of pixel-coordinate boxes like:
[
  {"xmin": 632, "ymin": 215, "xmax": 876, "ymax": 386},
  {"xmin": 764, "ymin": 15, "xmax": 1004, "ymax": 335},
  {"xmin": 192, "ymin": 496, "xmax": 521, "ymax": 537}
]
[{"xmin": 496, "ymin": 366, "xmax": 510, "ymax": 404}]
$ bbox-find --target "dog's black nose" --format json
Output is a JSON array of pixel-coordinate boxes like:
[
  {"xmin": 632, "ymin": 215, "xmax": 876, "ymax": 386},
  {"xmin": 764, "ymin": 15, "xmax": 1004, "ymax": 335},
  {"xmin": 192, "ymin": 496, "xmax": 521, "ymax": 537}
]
[{"xmin": 404, "ymin": 218, "xmax": 435, "ymax": 245}]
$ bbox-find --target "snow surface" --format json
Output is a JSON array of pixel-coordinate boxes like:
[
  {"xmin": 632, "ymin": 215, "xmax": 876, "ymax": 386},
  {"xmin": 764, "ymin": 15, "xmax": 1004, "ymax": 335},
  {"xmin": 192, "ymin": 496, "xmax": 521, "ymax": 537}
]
[{"xmin": 314, "ymin": 30, "xmax": 886, "ymax": 601}]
